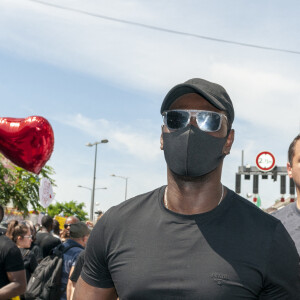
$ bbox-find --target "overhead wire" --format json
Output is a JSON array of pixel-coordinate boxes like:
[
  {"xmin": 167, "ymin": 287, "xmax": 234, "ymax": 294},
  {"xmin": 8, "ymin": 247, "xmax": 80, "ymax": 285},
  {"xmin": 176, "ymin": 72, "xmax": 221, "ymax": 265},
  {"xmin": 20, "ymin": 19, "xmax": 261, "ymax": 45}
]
[{"xmin": 27, "ymin": 0, "xmax": 300, "ymax": 55}]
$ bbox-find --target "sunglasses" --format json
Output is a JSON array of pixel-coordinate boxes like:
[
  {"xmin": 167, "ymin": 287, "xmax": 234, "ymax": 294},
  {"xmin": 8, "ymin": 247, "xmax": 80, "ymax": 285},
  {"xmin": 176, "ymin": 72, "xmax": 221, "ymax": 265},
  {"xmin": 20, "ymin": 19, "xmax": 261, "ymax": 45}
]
[
  {"xmin": 162, "ymin": 110, "xmax": 227, "ymax": 132},
  {"xmin": 24, "ymin": 235, "xmax": 33, "ymax": 239},
  {"xmin": 64, "ymin": 224, "xmax": 72, "ymax": 229}
]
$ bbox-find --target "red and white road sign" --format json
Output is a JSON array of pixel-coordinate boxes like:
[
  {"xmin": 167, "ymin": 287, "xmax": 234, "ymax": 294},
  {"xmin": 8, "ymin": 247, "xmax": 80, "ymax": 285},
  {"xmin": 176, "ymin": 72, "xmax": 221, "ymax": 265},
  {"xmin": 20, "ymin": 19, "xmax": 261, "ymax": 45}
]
[{"xmin": 256, "ymin": 151, "xmax": 276, "ymax": 172}]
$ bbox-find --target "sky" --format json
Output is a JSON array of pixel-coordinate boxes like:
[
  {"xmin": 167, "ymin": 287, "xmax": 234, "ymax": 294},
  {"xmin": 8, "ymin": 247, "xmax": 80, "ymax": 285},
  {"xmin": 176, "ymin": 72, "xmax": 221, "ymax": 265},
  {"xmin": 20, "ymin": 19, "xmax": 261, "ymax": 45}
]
[{"xmin": 0, "ymin": 0, "xmax": 300, "ymax": 217}]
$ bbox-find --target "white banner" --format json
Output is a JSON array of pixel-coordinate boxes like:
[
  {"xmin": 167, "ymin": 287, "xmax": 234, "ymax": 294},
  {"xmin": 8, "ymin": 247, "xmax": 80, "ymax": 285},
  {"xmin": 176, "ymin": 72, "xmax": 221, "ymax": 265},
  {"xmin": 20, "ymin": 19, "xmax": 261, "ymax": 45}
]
[{"xmin": 39, "ymin": 178, "xmax": 54, "ymax": 208}]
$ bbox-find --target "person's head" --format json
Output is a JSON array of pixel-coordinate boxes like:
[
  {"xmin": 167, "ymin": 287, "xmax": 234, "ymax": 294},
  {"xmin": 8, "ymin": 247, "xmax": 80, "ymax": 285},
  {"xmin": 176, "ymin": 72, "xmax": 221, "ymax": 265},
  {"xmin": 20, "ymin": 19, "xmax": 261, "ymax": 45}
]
[
  {"xmin": 287, "ymin": 134, "xmax": 300, "ymax": 191},
  {"xmin": 69, "ymin": 221, "xmax": 91, "ymax": 247},
  {"xmin": 0, "ymin": 205, "xmax": 4, "ymax": 223},
  {"xmin": 96, "ymin": 210, "xmax": 103, "ymax": 222},
  {"xmin": 6, "ymin": 220, "xmax": 32, "ymax": 248},
  {"xmin": 41, "ymin": 215, "xmax": 53, "ymax": 232},
  {"xmin": 64, "ymin": 216, "xmax": 79, "ymax": 231},
  {"xmin": 26, "ymin": 220, "xmax": 37, "ymax": 243},
  {"xmin": 52, "ymin": 219, "xmax": 60, "ymax": 235},
  {"xmin": 160, "ymin": 78, "xmax": 235, "ymax": 179}
]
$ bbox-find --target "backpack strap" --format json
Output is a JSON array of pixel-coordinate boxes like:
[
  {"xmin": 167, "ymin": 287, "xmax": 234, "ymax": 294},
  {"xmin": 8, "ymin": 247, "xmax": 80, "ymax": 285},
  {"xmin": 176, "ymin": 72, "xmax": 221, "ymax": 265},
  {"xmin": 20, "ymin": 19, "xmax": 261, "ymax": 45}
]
[
  {"xmin": 22, "ymin": 249, "xmax": 31, "ymax": 258},
  {"xmin": 52, "ymin": 242, "xmax": 83, "ymax": 256}
]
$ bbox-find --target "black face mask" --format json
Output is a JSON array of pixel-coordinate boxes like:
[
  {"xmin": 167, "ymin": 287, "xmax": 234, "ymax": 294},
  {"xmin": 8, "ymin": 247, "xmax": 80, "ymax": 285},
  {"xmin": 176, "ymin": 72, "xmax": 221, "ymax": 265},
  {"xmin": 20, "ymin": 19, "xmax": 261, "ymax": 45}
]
[{"xmin": 162, "ymin": 125, "xmax": 227, "ymax": 177}]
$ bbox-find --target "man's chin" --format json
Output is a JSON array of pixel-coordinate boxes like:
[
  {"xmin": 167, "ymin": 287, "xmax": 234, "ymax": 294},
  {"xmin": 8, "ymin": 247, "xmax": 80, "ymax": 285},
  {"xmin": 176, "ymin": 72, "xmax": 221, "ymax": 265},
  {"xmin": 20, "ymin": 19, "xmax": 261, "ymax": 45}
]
[{"xmin": 170, "ymin": 169, "xmax": 211, "ymax": 183}]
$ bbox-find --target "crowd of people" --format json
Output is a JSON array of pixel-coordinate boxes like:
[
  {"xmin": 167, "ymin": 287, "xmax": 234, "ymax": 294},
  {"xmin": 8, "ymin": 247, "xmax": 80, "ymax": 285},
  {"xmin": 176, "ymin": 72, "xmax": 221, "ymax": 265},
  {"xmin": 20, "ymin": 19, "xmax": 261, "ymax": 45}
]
[
  {"xmin": 0, "ymin": 212, "xmax": 93, "ymax": 300},
  {"xmin": 0, "ymin": 77, "xmax": 300, "ymax": 299}
]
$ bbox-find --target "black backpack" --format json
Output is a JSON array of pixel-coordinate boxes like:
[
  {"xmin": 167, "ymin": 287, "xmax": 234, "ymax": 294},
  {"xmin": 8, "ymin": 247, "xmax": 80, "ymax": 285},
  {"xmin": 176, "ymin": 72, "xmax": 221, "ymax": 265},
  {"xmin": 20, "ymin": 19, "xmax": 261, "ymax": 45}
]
[{"xmin": 24, "ymin": 243, "xmax": 78, "ymax": 300}]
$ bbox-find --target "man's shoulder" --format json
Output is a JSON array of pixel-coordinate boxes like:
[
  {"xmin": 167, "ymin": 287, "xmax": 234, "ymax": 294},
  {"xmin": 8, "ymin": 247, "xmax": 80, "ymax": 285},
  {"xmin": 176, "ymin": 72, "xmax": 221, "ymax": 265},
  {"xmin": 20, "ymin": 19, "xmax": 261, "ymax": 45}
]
[
  {"xmin": 36, "ymin": 231, "xmax": 49, "ymax": 243},
  {"xmin": 229, "ymin": 190, "xmax": 281, "ymax": 228},
  {"xmin": 91, "ymin": 187, "xmax": 163, "ymax": 236},
  {"xmin": 271, "ymin": 202, "xmax": 298, "ymax": 219},
  {"xmin": 105, "ymin": 186, "xmax": 163, "ymax": 217},
  {"xmin": 40, "ymin": 232, "xmax": 61, "ymax": 245},
  {"xmin": 0, "ymin": 234, "xmax": 17, "ymax": 251},
  {"xmin": 0, "ymin": 235, "xmax": 23, "ymax": 267}
]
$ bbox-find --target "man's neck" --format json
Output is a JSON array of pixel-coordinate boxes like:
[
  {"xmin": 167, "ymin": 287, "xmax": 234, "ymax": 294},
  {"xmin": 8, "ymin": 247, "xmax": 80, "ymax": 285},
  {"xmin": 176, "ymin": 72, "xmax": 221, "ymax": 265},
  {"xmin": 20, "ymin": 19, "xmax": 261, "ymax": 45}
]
[
  {"xmin": 166, "ymin": 166, "xmax": 224, "ymax": 215},
  {"xmin": 70, "ymin": 238, "xmax": 85, "ymax": 247}
]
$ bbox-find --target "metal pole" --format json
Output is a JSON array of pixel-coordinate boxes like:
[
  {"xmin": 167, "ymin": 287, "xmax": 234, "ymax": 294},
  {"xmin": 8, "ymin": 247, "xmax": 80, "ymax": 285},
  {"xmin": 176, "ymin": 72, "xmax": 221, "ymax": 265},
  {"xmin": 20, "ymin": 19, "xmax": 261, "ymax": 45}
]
[
  {"xmin": 242, "ymin": 150, "xmax": 244, "ymax": 167},
  {"xmin": 90, "ymin": 143, "xmax": 98, "ymax": 220}
]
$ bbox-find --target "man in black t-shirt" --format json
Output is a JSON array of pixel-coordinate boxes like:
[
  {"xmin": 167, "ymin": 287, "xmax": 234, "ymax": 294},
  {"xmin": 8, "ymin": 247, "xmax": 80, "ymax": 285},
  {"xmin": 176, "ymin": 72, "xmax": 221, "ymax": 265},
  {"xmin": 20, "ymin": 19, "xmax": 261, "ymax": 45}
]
[
  {"xmin": 35, "ymin": 215, "xmax": 61, "ymax": 258},
  {"xmin": 0, "ymin": 204, "xmax": 27, "ymax": 299},
  {"xmin": 74, "ymin": 78, "xmax": 300, "ymax": 299}
]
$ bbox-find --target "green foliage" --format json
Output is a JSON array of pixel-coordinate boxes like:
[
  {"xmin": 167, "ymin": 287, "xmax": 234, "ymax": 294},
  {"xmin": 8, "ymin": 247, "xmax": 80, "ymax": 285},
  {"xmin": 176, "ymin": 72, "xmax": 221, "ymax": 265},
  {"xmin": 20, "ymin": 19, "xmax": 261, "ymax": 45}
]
[
  {"xmin": 46, "ymin": 200, "xmax": 88, "ymax": 221},
  {"xmin": 0, "ymin": 154, "xmax": 55, "ymax": 214}
]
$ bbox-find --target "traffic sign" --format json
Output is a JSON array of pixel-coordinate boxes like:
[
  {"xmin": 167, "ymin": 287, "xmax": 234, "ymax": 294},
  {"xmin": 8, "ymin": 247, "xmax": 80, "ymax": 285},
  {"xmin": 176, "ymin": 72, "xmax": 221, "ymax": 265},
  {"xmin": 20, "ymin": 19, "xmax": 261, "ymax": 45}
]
[{"xmin": 256, "ymin": 151, "xmax": 276, "ymax": 172}]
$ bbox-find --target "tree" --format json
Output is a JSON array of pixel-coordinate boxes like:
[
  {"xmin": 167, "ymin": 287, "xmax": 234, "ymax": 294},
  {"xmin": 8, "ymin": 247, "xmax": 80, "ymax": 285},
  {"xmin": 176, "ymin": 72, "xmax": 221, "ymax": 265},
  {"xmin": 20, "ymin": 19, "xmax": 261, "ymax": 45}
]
[
  {"xmin": 0, "ymin": 154, "xmax": 55, "ymax": 214},
  {"xmin": 46, "ymin": 200, "xmax": 88, "ymax": 221}
]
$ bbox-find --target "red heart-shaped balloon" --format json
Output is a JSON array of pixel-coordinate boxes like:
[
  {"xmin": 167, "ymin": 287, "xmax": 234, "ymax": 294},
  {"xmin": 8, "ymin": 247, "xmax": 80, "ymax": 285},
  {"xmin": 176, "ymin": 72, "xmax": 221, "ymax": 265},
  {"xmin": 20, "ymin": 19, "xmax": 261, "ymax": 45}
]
[{"xmin": 0, "ymin": 116, "xmax": 54, "ymax": 174}]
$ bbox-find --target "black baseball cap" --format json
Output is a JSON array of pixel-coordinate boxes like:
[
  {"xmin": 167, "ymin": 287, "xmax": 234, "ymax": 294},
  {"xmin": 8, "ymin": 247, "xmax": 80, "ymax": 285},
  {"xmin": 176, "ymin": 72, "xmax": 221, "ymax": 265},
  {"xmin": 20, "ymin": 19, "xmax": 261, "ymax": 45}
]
[
  {"xmin": 70, "ymin": 222, "xmax": 91, "ymax": 238},
  {"xmin": 160, "ymin": 78, "xmax": 235, "ymax": 127}
]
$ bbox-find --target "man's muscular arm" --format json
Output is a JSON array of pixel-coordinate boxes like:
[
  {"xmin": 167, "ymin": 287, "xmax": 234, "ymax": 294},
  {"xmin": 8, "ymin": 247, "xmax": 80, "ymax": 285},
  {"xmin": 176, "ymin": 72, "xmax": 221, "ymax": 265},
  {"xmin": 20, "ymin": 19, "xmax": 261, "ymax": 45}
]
[
  {"xmin": 0, "ymin": 270, "xmax": 26, "ymax": 300},
  {"xmin": 73, "ymin": 276, "xmax": 118, "ymax": 300}
]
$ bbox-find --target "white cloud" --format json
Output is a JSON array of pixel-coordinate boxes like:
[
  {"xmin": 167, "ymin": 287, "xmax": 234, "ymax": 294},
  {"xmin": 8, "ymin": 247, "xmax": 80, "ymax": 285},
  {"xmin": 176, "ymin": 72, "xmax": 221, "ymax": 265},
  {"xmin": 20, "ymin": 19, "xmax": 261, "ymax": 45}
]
[
  {"xmin": 1, "ymin": 0, "xmax": 299, "ymax": 102},
  {"xmin": 59, "ymin": 114, "xmax": 161, "ymax": 161},
  {"xmin": 3, "ymin": 0, "xmax": 293, "ymax": 96},
  {"xmin": 211, "ymin": 63, "xmax": 300, "ymax": 133}
]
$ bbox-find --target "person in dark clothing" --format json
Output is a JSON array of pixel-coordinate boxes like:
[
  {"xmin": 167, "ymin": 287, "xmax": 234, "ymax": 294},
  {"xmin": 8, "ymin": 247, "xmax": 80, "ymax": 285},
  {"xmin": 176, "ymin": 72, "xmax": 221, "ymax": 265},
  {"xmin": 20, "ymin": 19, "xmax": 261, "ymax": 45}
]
[
  {"xmin": 74, "ymin": 78, "xmax": 300, "ymax": 300},
  {"xmin": 6, "ymin": 220, "xmax": 38, "ymax": 283},
  {"xmin": 35, "ymin": 215, "xmax": 61, "ymax": 258},
  {"xmin": 0, "ymin": 205, "xmax": 26, "ymax": 299},
  {"xmin": 52, "ymin": 219, "xmax": 61, "ymax": 239},
  {"xmin": 60, "ymin": 222, "xmax": 90, "ymax": 300},
  {"xmin": 26, "ymin": 221, "xmax": 43, "ymax": 263}
]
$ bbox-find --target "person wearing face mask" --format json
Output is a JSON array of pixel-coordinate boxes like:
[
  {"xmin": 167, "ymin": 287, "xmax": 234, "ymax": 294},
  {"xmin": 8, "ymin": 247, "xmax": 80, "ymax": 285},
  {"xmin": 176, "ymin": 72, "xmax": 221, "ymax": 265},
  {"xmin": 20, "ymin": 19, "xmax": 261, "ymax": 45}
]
[{"xmin": 74, "ymin": 78, "xmax": 300, "ymax": 300}]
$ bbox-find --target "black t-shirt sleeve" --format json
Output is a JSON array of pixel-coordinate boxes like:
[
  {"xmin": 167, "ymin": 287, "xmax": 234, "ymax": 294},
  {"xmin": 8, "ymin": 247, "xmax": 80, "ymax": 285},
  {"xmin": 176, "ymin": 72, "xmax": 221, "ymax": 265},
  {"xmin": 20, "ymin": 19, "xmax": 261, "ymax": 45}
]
[
  {"xmin": 5, "ymin": 243, "xmax": 24, "ymax": 272},
  {"xmin": 81, "ymin": 212, "xmax": 114, "ymax": 288},
  {"xmin": 260, "ymin": 222, "xmax": 300, "ymax": 299},
  {"xmin": 70, "ymin": 250, "xmax": 85, "ymax": 282}
]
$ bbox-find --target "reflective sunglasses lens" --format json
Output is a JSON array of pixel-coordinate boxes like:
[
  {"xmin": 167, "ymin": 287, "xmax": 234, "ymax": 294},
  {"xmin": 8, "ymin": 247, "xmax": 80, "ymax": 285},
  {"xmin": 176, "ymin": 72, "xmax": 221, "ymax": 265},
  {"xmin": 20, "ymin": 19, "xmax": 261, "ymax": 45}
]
[
  {"xmin": 164, "ymin": 111, "xmax": 189, "ymax": 130},
  {"xmin": 196, "ymin": 111, "xmax": 221, "ymax": 132}
]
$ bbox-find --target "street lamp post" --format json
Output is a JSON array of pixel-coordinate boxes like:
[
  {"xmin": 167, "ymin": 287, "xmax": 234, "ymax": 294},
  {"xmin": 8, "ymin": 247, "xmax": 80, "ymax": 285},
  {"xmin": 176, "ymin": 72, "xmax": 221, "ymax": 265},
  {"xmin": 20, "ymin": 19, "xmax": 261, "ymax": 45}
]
[
  {"xmin": 86, "ymin": 139, "xmax": 108, "ymax": 220},
  {"xmin": 77, "ymin": 185, "xmax": 107, "ymax": 191},
  {"xmin": 111, "ymin": 174, "xmax": 129, "ymax": 200}
]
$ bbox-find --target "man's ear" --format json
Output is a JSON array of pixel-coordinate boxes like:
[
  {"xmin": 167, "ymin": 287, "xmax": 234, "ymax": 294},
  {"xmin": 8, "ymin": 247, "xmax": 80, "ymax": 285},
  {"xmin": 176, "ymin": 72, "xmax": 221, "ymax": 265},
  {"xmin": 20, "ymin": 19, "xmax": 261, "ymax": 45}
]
[
  {"xmin": 160, "ymin": 125, "xmax": 164, "ymax": 150},
  {"xmin": 223, "ymin": 129, "xmax": 235, "ymax": 155},
  {"xmin": 287, "ymin": 162, "xmax": 293, "ymax": 179}
]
